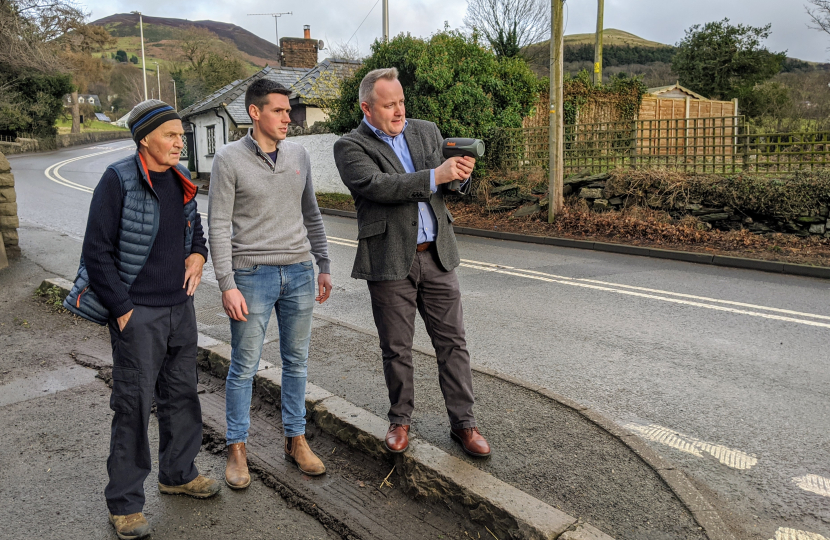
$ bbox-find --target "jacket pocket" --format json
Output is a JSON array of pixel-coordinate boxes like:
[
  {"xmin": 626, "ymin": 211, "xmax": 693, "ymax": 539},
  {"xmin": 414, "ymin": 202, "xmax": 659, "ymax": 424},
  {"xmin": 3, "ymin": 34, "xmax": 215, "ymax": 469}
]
[
  {"xmin": 357, "ymin": 220, "xmax": 387, "ymax": 239},
  {"xmin": 110, "ymin": 367, "xmax": 140, "ymax": 414}
]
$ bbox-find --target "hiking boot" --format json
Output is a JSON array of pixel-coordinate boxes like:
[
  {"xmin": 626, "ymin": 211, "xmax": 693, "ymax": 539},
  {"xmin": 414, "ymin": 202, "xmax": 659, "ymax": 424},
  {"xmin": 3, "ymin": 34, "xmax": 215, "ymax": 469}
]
[
  {"xmin": 158, "ymin": 474, "xmax": 221, "ymax": 498},
  {"xmin": 225, "ymin": 442, "xmax": 251, "ymax": 489},
  {"xmin": 284, "ymin": 434, "xmax": 326, "ymax": 476},
  {"xmin": 108, "ymin": 512, "xmax": 151, "ymax": 540}
]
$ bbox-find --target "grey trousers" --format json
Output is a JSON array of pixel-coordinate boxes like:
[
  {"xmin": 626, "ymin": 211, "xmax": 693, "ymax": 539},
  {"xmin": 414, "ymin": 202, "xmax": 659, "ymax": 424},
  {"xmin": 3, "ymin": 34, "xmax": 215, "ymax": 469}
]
[
  {"xmin": 367, "ymin": 247, "xmax": 476, "ymax": 429},
  {"xmin": 105, "ymin": 298, "xmax": 202, "ymax": 515}
]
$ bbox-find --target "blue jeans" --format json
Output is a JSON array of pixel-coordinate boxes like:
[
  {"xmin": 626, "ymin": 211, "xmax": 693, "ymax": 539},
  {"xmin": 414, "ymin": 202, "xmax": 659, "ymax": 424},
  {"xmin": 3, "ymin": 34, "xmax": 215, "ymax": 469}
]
[{"xmin": 226, "ymin": 261, "xmax": 315, "ymax": 442}]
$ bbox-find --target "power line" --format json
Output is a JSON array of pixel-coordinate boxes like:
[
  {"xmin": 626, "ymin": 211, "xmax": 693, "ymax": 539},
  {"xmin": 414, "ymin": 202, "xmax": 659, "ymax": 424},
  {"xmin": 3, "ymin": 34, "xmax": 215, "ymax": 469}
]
[{"xmin": 347, "ymin": 0, "xmax": 382, "ymax": 45}]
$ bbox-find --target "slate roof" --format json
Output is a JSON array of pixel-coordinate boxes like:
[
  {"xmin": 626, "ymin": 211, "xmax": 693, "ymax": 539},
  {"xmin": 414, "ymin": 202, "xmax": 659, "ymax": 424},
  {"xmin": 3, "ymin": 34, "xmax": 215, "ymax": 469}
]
[
  {"xmin": 180, "ymin": 66, "xmax": 312, "ymax": 126},
  {"xmin": 94, "ymin": 113, "xmax": 112, "ymax": 122},
  {"xmin": 289, "ymin": 58, "xmax": 362, "ymax": 104}
]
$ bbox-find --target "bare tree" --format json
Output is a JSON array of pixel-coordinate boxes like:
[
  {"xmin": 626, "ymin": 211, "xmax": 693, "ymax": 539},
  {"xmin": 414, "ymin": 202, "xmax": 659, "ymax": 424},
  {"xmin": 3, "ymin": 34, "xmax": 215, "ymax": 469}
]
[
  {"xmin": 326, "ymin": 40, "xmax": 362, "ymax": 61},
  {"xmin": 807, "ymin": 0, "xmax": 830, "ymax": 38},
  {"xmin": 463, "ymin": 0, "xmax": 550, "ymax": 58},
  {"xmin": 0, "ymin": 0, "xmax": 84, "ymax": 72}
]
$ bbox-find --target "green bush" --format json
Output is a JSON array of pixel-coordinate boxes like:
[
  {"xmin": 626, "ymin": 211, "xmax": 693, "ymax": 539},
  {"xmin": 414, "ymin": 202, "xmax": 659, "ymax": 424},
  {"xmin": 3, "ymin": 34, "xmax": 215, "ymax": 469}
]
[
  {"xmin": 327, "ymin": 30, "xmax": 543, "ymax": 144},
  {"xmin": 0, "ymin": 70, "xmax": 73, "ymax": 138}
]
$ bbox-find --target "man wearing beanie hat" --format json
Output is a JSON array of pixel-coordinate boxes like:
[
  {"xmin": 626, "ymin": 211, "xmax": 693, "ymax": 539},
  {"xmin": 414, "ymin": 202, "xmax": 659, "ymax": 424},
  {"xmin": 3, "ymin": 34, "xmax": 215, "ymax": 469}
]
[{"xmin": 71, "ymin": 99, "xmax": 219, "ymax": 539}]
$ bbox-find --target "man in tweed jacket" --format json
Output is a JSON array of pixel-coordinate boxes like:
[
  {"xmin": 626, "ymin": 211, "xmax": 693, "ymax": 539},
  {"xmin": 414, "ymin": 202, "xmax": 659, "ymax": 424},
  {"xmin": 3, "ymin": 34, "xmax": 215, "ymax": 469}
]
[{"xmin": 333, "ymin": 67, "xmax": 491, "ymax": 458}]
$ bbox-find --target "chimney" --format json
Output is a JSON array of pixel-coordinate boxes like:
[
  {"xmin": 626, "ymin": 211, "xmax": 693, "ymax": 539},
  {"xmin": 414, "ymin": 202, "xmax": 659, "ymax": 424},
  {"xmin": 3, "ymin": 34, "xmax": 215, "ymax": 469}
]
[{"xmin": 280, "ymin": 26, "xmax": 319, "ymax": 69}]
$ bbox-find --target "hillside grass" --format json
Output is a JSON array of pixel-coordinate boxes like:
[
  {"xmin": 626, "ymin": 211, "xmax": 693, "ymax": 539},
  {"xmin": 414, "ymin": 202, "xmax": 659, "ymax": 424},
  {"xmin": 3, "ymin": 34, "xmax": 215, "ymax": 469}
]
[{"xmin": 563, "ymin": 29, "xmax": 669, "ymax": 48}]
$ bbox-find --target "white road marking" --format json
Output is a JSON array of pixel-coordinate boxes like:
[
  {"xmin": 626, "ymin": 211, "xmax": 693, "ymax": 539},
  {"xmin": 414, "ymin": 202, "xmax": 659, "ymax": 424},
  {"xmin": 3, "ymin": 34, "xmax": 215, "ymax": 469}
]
[
  {"xmin": 793, "ymin": 474, "xmax": 830, "ymax": 498},
  {"xmin": 43, "ymin": 144, "xmax": 133, "ymax": 194},
  {"xmin": 460, "ymin": 257, "xmax": 830, "ymax": 321},
  {"xmin": 324, "ymin": 235, "xmax": 830, "ymax": 329},
  {"xmin": 771, "ymin": 527, "xmax": 828, "ymax": 540},
  {"xmin": 625, "ymin": 423, "xmax": 758, "ymax": 470}
]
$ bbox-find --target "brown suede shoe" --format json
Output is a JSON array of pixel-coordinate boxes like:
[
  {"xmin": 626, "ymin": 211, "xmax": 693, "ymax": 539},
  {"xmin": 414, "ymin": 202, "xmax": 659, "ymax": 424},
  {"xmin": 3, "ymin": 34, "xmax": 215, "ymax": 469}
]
[
  {"xmin": 108, "ymin": 512, "xmax": 151, "ymax": 540},
  {"xmin": 225, "ymin": 442, "xmax": 251, "ymax": 489},
  {"xmin": 450, "ymin": 427, "xmax": 491, "ymax": 457},
  {"xmin": 158, "ymin": 474, "xmax": 221, "ymax": 498},
  {"xmin": 385, "ymin": 423, "xmax": 410, "ymax": 453},
  {"xmin": 284, "ymin": 435, "xmax": 326, "ymax": 476}
]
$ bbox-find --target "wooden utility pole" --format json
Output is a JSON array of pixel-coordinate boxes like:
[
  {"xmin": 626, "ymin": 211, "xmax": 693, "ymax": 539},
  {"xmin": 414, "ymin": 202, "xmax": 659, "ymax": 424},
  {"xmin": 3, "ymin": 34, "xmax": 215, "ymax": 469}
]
[
  {"xmin": 593, "ymin": 0, "xmax": 604, "ymax": 85},
  {"xmin": 382, "ymin": 0, "xmax": 389, "ymax": 42},
  {"xmin": 548, "ymin": 0, "xmax": 564, "ymax": 221}
]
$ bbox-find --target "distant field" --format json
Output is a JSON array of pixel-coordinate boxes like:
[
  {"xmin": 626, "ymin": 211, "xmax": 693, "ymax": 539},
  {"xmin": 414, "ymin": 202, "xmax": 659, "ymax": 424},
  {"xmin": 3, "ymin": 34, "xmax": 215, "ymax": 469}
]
[{"xmin": 55, "ymin": 118, "xmax": 128, "ymax": 134}]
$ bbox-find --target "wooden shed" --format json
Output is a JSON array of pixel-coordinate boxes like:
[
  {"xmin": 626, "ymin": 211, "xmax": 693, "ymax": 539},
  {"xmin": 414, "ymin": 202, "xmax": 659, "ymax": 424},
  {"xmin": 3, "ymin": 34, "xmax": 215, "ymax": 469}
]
[
  {"xmin": 638, "ymin": 82, "xmax": 739, "ymax": 158},
  {"xmin": 641, "ymin": 82, "xmax": 737, "ymax": 120}
]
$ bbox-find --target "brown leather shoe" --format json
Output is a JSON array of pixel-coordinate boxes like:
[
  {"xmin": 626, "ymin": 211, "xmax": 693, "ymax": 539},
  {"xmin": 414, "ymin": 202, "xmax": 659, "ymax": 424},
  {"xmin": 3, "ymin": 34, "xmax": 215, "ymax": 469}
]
[
  {"xmin": 385, "ymin": 423, "xmax": 410, "ymax": 453},
  {"xmin": 225, "ymin": 442, "xmax": 251, "ymax": 489},
  {"xmin": 284, "ymin": 435, "xmax": 326, "ymax": 476},
  {"xmin": 108, "ymin": 512, "xmax": 151, "ymax": 540},
  {"xmin": 158, "ymin": 474, "xmax": 221, "ymax": 498},
  {"xmin": 450, "ymin": 427, "xmax": 491, "ymax": 457}
]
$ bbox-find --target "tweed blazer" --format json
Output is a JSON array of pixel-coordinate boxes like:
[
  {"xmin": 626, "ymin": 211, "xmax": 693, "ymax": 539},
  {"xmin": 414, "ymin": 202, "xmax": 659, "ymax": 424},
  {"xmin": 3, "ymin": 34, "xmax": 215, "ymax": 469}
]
[{"xmin": 333, "ymin": 119, "xmax": 460, "ymax": 281}]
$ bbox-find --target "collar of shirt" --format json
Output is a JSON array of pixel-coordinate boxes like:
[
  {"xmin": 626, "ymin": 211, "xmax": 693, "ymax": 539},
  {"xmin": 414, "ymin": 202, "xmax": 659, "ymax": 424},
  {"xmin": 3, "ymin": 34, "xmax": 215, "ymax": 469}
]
[{"xmin": 363, "ymin": 117, "xmax": 408, "ymax": 141}]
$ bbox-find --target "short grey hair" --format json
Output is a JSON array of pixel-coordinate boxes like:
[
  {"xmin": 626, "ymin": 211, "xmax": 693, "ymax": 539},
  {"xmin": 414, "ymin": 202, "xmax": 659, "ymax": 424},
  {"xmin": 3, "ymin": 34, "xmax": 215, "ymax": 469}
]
[{"xmin": 359, "ymin": 67, "xmax": 399, "ymax": 105}]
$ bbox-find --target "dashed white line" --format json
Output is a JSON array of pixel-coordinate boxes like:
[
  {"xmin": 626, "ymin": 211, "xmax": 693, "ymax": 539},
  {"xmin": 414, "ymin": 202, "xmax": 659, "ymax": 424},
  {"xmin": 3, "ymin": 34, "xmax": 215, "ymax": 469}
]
[
  {"xmin": 793, "ymin": 474, "xmax": 830, "ymax": 498},
  {"xmin": 624, "ymin": 423, "xmax": 758, "ymax": 470},
  {"xmin": 771, "ymin": 527, "xmax": 828, "ymax": 540}
]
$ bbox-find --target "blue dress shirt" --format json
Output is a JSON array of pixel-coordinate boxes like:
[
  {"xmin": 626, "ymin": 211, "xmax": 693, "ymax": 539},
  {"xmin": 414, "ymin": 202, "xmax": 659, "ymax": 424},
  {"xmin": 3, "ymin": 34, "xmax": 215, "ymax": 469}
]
[{"xmin": 363, "ymin": 118, "xmax": 439, "ymax": 243}]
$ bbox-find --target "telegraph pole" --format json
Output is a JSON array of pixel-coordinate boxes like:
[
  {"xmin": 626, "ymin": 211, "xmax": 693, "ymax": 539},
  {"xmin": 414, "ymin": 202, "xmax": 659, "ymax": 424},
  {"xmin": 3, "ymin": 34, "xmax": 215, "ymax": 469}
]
[
  {"xmin": 131, "ymin": 11, "xmax": 148, "ymax": 101},
  {"xmin": 382, "ymin": 0, "xmax": 389, "ymax": 42},
  {"xmin": 548, "ymin": 0, "xmax": 565, "ymax": 221},
  {"xmin": 153, "ymin": 61, "xmax": 161, "ymax": 102},
  {"xmin": 593, "ymin": 0, "xmax": 604, "ymax": 85}
]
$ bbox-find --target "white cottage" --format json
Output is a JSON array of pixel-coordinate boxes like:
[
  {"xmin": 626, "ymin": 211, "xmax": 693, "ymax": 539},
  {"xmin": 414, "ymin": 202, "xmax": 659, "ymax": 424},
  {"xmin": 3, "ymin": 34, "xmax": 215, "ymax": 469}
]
[{"xmin": 178, "ymin": 66, "xmax": 310, "ymax": 178}]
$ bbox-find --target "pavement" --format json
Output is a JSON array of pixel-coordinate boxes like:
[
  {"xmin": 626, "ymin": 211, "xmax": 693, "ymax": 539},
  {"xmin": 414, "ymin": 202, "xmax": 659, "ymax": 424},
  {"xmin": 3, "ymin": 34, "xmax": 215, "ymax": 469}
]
[{"xmin": 0, "ymin": 255, "xmax": 337, "ymax": 540}]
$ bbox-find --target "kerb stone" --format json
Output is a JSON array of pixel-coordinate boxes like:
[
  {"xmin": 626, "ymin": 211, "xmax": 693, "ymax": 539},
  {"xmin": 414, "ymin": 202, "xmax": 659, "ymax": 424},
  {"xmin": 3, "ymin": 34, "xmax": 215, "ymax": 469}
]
[
  {"xmin": 312, "ymin": 395, "xmax": 390, "ymax": 459},
  {"xmin": 402, "ymin": 439, "xmax": 575, "ymax": 540}
]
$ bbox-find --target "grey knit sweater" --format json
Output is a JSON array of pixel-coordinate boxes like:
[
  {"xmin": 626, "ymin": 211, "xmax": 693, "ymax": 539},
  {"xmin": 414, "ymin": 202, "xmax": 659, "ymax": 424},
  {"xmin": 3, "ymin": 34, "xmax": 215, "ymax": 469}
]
[{"xmin": 208, "ymin": 132, "xmax": 330, "ymax": 292}]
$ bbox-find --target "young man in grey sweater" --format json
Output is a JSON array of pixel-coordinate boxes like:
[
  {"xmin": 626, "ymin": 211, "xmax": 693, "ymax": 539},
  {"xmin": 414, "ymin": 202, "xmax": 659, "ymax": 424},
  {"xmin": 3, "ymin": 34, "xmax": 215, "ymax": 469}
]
[{"xmin": 208, "ymin": 79, "xmax": 332, "ymax": 486}]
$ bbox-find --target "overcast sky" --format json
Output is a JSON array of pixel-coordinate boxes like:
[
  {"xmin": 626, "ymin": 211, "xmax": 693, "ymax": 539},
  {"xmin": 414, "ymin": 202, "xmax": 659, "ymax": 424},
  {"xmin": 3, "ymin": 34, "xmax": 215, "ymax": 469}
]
[{"xmin": 83, "ymin": 0, "xmax": 829, "ymax": 63}]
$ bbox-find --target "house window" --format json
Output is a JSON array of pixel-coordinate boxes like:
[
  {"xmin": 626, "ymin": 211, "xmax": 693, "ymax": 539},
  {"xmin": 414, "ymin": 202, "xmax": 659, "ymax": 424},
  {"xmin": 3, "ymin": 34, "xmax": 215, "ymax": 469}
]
[
  {"xmin": 206, "ymin": 125, "xmax": 216, "ymax": 155},
  {"xmin": 180, "ymin": 134, "xmax": 189, "ymax": 160},
  {"xmin": 79, "ymin": 97, "xmax": 85, "ymax": 104}
]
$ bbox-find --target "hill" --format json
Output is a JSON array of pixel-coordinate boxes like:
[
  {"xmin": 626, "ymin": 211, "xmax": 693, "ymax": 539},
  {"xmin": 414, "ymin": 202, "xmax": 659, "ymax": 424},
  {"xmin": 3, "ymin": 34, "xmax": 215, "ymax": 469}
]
[
  {"xmin": 524, "ymin": 29, "xmax": 673, "ymax": 80},
  {"xmin": 562, "ymin": 28, "xmax": 670, "ymax": 49},
  {"xmin": 91, "ymin": 13, "xmax": 282, "ymax": 67}
]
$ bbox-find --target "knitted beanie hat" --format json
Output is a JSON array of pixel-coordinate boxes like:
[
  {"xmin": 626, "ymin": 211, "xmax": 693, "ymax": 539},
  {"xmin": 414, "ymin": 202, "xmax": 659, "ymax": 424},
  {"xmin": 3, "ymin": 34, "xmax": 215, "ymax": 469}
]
[{"xmin": 128, "ymin": 99, "xmax": 181, "ymax": 145}]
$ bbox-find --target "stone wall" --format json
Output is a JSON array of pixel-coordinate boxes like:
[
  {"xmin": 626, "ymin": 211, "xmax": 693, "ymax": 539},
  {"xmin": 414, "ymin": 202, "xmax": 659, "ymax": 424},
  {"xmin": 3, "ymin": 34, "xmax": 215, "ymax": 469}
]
[
  {"xmin": 0, "ymin": 138, "xmax": 39, "ymax": 155},
  {"xmin": 0, "ymin": 151, "xmax": 19, "ymax": 257},
  {"xmin": 565, "ymin": 172, "xmax": 830, "ymax": 238},
  {"xmin": 56, "ymin": 131, "xmax": 131, "ymax": 148},
  {"xmin": 288, "ymin": 133, "xmax": 349, "ymax": 195}
]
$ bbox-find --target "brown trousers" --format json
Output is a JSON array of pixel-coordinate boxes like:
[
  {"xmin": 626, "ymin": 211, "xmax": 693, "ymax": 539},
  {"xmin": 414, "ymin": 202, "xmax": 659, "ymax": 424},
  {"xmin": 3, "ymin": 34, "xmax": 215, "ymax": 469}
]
[{"xmin": 367, "ymin": 247, "xmax": 476, "ymax": 429}]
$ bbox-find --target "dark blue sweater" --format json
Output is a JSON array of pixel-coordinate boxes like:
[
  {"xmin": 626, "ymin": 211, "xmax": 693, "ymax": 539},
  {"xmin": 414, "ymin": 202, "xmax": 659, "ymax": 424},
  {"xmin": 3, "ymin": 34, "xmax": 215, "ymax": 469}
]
[{"xmin": 82, "ymin": 167, "xmax": 208, "ymax": 318}]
